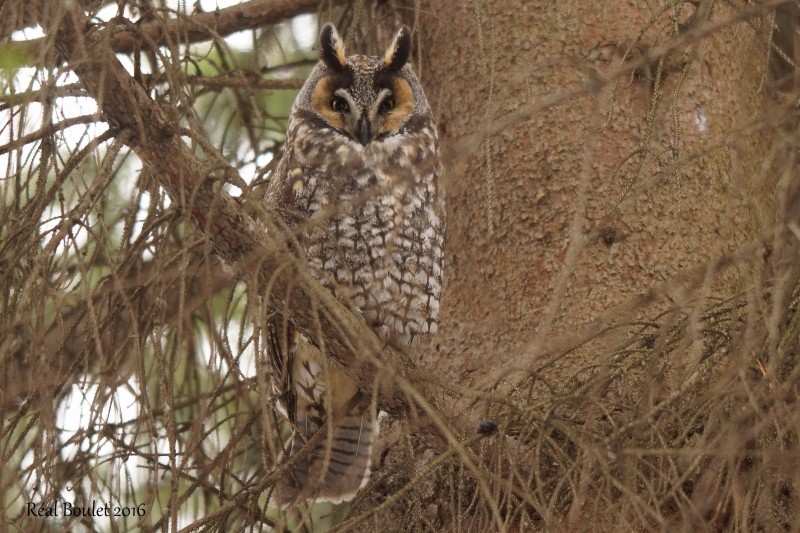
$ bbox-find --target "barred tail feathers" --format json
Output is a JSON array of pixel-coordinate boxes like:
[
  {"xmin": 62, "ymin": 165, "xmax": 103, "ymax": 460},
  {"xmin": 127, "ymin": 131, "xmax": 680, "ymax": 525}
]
[{"xmin": 276, "ymin": 405, "xmax": 374, "ymax": 506}]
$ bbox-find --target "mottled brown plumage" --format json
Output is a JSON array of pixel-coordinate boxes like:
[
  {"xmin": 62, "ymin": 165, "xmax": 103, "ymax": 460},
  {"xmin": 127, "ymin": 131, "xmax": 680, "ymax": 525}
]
[{"xmin": 265, "ymin": 23, "xmax": 443, "ymax": 506}]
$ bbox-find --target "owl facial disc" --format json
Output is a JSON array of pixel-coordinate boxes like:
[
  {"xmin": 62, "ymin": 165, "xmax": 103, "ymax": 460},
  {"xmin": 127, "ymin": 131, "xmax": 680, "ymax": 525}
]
[{"xmin": 309, "ymin": 24, "xmax": 416, "ymax": 145}]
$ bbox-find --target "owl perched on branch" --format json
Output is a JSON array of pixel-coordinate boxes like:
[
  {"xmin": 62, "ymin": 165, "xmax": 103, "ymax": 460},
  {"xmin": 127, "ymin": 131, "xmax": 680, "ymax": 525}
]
[{"xmin": 265, "ymin": 22, "xmax": 444, "ymax": 506}]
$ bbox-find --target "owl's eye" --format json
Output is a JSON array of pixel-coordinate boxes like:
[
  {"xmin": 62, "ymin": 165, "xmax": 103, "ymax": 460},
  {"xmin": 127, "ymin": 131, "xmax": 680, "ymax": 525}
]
[
  {"xmin": 330, "ymin": 96, "xmax": 349, "ymax": 113},
  {"xmin": 379, "ymin": 97, "xmax": 395, "ymax": 114}
]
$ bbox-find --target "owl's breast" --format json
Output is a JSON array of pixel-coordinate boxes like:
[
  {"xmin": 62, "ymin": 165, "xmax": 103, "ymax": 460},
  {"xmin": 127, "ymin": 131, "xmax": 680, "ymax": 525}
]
[{"xmin": 285, "ymin": 130, "xmax": 442, "ymax": 346}]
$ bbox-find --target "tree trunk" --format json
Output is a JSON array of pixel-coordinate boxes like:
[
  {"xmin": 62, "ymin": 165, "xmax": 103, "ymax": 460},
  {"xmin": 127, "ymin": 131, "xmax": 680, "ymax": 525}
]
[
  {"xmin": 348, "ymin": 1, "xmax": 792, "ymax": 531},
  {"xmin": 423, "ymin": 0, "xmax": 773, "ymax": 392}
]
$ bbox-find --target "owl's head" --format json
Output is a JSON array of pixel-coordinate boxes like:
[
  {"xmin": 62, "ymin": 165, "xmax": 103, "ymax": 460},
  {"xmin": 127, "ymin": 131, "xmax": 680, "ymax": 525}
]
[{"xmin": 295, "ymin": 23, "xmax": 431, "ymax": 146}]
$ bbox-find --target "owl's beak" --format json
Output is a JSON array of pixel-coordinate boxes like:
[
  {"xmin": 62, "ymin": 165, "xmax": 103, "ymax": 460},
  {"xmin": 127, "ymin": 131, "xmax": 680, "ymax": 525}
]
[{"xmin": 356, "ymin": 116, "xmax": 371, "ymax": 146}]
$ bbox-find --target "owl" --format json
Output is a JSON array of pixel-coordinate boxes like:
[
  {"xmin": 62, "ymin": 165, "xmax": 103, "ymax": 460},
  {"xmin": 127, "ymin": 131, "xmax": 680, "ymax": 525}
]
[{"xmin": 264, "ymin": 23, "xmax": 444, "ymax": 506}]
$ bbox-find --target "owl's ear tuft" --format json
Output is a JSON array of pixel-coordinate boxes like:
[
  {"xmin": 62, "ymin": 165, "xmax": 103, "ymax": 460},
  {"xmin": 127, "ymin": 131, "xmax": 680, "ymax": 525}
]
[
  {"xmin": 320, "ymin": 23, "xmax": 347, "ymax": 71},
  {"xmin": 381, "ymin": 26, "xmax": 412, "ymax": 72}
]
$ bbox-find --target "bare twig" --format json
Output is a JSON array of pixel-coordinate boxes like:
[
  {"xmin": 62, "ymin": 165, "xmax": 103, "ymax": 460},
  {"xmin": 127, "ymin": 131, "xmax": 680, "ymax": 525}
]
[
  {"xmin": 0, "ymin": 114, "xmax": 101, "ymax": 156},
  {"xmin": 2, "ymin": 0, "xmax": 346, "ymax": 66}
]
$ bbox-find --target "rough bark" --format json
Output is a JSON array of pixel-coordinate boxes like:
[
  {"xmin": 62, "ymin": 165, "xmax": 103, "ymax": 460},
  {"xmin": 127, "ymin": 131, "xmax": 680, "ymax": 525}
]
[
  {"xmin": 420, "ymin": 0, "xmax": 781, "ymax": 402},
  {"xmin": 344, "ymin": 1, "xmax": 792, "ymax": 530}
]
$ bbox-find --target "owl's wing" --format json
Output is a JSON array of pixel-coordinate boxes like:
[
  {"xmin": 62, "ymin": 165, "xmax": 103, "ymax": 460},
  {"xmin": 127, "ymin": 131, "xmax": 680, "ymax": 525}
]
[
  {"xmin": 264, "ymin": 144, "xmax": 296, "ymax": 217},
  {"xmin": 263, "ymin": 148, "xmax": 324, "ymax": 423},
  {"xmin": 267, "ymin": 317, "xmax": 296, "ymax": 422},
  {"xmin": 264, "ymin": 145, "xmax": 307, "ymax": 424}
]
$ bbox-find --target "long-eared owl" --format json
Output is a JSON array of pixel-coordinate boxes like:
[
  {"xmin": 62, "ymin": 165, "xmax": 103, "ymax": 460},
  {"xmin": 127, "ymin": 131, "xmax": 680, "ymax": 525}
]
[{"xmin": 264, "ymin": 23, "xmax": 444, "ymax": 506}]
